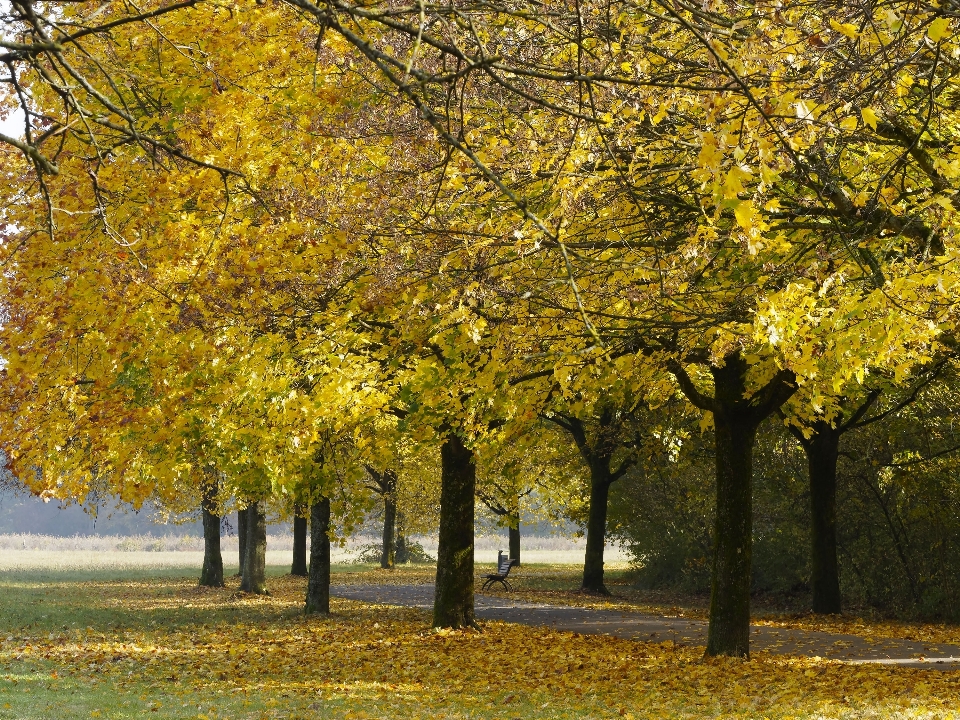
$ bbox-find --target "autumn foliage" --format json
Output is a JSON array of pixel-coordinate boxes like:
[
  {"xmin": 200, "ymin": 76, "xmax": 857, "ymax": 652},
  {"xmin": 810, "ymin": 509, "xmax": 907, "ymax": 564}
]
[{"xmin": 3, "ymin": 0, "xmax": 960, "ymax": 660}]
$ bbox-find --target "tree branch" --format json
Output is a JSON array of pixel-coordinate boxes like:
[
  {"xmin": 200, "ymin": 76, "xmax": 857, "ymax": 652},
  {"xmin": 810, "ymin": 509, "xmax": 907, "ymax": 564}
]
[{"xmin": 667, "ymin": 359, "xmax": 715, "ymax": 412}]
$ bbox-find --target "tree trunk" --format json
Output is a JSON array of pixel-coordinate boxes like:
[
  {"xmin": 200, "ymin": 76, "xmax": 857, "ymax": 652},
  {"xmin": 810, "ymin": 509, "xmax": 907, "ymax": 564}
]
[
  {"xmin": 804, "ymin": 422, "xmax": 842, "ymax": 614},
  {"xmin": 237, "ymin": 508, "xmax": 248, "ymax": 579},
  {"xmin": 305, "ymin": 496, "xmax": 331, "ymax": 614},
  {"xmin": 239, "ymin": 502, "xmax": 267, "ymax": 594},
  {"xmin": 508, "ymin": 514, "xmax": 521, "ymax": 566},
  {"xmin": 395, "ymin": 511, "xmax": 410, "ymax": 565},
  {"xmin": 582, "ymin": 468, "xmax": 612, "ymax": 594},
  {"xmin": 381, "ymin": 493, "xmax": 397, "ymax": 569},
  {"xmin": 291, "ymin": 508, "xmax": 308, "ymax": 577},
  {"xmin": 707, "ymin": 413, "xmax": 756, "ymax": 657},
  {"xmin": 433, "ymin": 432, "xmax": 476, "ymax": 629},
  {"xmin": 672, "ymin": 352, "xmax": 795, "ymax": 659},
  {"xmin": 199, "ymin": 477, "xmax": 224, "ymax": 588},
  {"xmin": 706, "ymin": 357, "xmax": 760, "ymax": 658}
]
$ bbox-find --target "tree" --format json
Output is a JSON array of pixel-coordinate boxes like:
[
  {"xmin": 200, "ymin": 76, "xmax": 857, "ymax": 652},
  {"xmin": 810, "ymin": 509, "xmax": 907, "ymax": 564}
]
[
  {"xmin": 198, "ymin": 467, "xmax": 224, "ymax": 588},
  {"xmin": 782, "ymin": 359, "xmax": 953, "ymax": 613},
  {"xmin": 544, "ymin": 408, "xmax": 638, "ymax": 593},
  {"xmin": 237, "ymin": 509, "xmax": 249, "ymax": 579},
  {"xmin": 305, "ymin": 495, "xmax": 332, "ymax": 614},
  {"xmin": 475, "ymin": 421, "xmax": 583, "ymax": 566},
  {"xmin": 363, "ymin": 434, "xmax": 441, "ymax": 567},
  {"xmin": 1, "ymin": 0, "xmax": 234, "ymax": 180},
  {"xmin": 671, "ymin": 355, "xmax": 795, "ymax": 654},
  {"xmin": 5, "ymin": 0, "xmax": 960, "ymax": 658},
  {"xmin": 433, "ymin": 431, "xmax": 477, "ymax": 628},
  {"xmin": 477, "ymin": 484, "xmax": 526, "ymax": 566},
  {"xmin": 239, "ymin": 502, "xmax": 268, "ymax": 594},
  {"xmin": 291, "ymin": 504, "xmax": 309, "ymax": 577},
  {"xmin": 1, "ymin": 0, "xmax": 402, "ymax": 596},
  {"xmin": 365, "ymin": 466, "xmax": 398, "ymax": 569},
  {"xmin": 286, "ymin": 0, "xmax": 960, "ymax": 656}
]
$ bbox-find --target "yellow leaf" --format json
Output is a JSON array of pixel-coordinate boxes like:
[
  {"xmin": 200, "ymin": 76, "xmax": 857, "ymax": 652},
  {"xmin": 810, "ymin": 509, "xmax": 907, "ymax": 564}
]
[
  {"xmin": 861, "ymin": 107, "xmax": 879, "ymax": 130},
  {"xmin": 839, "ymin": 116, "xmax": 858, "ymax": 131},
  {"xmin": 933, "ymin": 196, "xmax": 955, "ymax": 212},
  {"xmin": 734, "ymin": 201, "xmax": 755, "ymax": 232},
  {"xmin": 830, "ymin": 19, "xmax": 859, "ymax": 39},
  {"xmin": 928, "ymin": 17, "xmax": 950, "ymax": 42},
  {"xmin": 723, "ymin": 166, "xmax": 747, "ymax": 198}
]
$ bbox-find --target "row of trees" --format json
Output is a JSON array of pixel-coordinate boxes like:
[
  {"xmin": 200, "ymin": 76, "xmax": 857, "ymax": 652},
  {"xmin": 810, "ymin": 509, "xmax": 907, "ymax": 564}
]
[
  {"xmin": 580, "ymin": 364, "xmax": 960, "ymax": 618},
  {"xmin": 3, "ymin": 0, "xmax": 960, "ymax": 656}
]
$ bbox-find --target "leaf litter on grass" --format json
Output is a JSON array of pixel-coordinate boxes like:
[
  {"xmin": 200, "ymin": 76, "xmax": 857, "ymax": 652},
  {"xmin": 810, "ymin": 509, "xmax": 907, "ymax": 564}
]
[
  {"xmin": 494, "ymin": 566, "xmax": 960, "ymax": 650},
  {"xmin": 1, "ymin": 574, "xmax": 959, "ymax": 719}
]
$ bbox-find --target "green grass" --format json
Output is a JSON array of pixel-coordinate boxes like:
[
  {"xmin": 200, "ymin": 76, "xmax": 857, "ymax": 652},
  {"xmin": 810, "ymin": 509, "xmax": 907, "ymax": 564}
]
[
  {"xmin": 0, "ymin": 563, "xmax": 645, "ymax": 720},
  {"xmin": 3, "ymin": 562, "xmax": 960, "ymax": 719}
]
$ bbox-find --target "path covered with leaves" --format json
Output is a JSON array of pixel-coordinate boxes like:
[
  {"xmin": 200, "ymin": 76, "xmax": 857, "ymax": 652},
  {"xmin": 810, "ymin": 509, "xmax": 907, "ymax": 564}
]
[
  {"xmin": 2, "ymin": 567, "xmax": 960, "ymax": 719},
  {"xmin": 333, "ymin": 584, "xmax": 960, "ymax": 666}
]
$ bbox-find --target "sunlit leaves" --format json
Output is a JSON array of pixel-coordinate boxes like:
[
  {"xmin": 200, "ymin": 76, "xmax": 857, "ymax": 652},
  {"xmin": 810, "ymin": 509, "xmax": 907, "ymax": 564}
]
[{"xmin": 3, "ymin": 574, "xmax": 960, "ymax": 719}]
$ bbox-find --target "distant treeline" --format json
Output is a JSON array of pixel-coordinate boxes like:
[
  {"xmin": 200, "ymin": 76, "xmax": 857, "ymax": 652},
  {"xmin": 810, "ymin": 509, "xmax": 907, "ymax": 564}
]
[{"xmin": 0, "ymin": 492, "xmax": 204, "ymax": 537}]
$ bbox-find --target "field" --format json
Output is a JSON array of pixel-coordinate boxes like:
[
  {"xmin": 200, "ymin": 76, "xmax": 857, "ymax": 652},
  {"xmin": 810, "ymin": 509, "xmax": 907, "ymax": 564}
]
[
  {"xmin": 1, "ymin": 554, "xmax": 960, "ymax": 719},
  {"xmin": 0, "ymin": 534, "xmax": 628, "ymax": 571}
]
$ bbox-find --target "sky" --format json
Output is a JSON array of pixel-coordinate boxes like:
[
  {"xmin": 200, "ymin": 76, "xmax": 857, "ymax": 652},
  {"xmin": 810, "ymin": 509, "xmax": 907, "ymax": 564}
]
[
  {"xmin": 0, "ymin": 108, "xmax": 23, "ymax": 138},
  {"xmin": 1, "ymin": 0, "xmax": 26, "ymax": 141}
]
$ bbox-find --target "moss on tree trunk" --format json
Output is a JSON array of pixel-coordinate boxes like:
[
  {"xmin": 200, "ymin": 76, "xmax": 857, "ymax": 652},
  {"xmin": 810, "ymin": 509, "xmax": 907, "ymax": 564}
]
[
  {"xmin": 433, "ymin": 432, "xmax": 476, "ymax": 629},
  {"xmin": 305, "ymin": 496, "xmax": 331, "ymax": 615}
]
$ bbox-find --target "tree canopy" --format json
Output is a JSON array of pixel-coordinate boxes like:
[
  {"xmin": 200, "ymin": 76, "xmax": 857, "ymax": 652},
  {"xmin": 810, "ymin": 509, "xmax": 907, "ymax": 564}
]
[{"xmin": 3, "ymin": 0, "xmax": 960, "ymax": 656}]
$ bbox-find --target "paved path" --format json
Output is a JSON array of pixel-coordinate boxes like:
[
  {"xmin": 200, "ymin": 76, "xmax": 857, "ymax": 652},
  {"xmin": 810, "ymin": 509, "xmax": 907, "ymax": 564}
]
[{"xmin": 332, "ymin": 583, "xmax": 960, "ymax": 670}]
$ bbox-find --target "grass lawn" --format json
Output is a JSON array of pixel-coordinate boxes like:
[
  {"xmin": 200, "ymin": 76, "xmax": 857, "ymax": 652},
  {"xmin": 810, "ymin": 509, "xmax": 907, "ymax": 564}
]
[{"xmin": 1, "ymin": 561, "xmax": 959, "ymax": 719}]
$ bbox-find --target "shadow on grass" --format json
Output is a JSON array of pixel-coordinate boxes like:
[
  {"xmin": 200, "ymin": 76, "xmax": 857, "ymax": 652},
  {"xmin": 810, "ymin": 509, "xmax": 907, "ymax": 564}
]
[{"xmin": 0, "ymin": 566, "xmax": 338, "ymax": 634}]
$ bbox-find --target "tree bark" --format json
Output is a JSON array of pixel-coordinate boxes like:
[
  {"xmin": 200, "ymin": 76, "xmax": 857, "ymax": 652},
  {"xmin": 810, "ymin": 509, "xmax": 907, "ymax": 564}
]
[
  {"xmin": 707, "ymin": 410, "xmax": 757, "ymax": 658},
  {"xmin": 672, "ymin": 352, "xmax": 796, "ymax": 658},
  {"xmin": 704, "ymin": 355, "xmax": 766, "ymax": 658},
  {"xmin": 381, "ymin": 493, "xmax": 397, "ymax": 569},
  {"xmin": 433, "ymin": 431, "xmax": 476, "ymax": 629},
  {"xmin": 199, "ymin": 476, "xmax": 224, "ymax": 588},
  {"xmin": 582, "ymin": 469, "xmax": 612, "ymax": 594},
  {"xmin": 291, "ymin": 507, "xmax": 308, "ymax": 577},
  {"xmin": 395, "ymin": 510, "xmax": 410, "ymax": 565},
  {"xmin": 508, "ymin": 513, "xmax": 520, "ymax": 566},
  {"xmin": 237, "ymin": 507, "xmax": 248, "ymax": 579},
  {"xmin": 803, "ymin": 422, "xmax": 842, "ymax": 614},
  {"xmin": 239, "ymin": 502, "xmax": 267, "ymax": 594},
  {"xmin": 545, "ymin": 413, "xmax": 626, "ymax": 596},
  {"xmin": 305, "ymin": 495, "xmax": 331, "ymax": 614}
]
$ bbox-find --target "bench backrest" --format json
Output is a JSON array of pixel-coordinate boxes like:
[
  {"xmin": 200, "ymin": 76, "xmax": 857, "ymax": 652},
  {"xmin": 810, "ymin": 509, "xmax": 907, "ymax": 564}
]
[{"xmin": 496, "ymin": 550, "xmax": 518, "ymax": 576}]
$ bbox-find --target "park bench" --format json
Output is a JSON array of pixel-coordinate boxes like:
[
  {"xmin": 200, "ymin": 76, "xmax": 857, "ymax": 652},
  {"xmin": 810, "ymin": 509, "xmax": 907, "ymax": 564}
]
[{"xmin": 481, "ymin": 550, "xmax": 519, "ymax": 591}]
